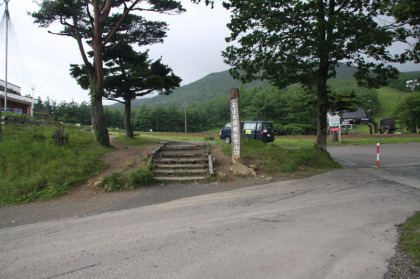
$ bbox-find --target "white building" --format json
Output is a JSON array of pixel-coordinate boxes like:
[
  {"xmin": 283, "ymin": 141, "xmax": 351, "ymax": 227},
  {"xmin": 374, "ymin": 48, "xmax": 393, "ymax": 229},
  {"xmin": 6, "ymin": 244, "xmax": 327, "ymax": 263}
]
[{"xmin": 0, "ymin": 80, "xmax": 36, "ymax": 116}]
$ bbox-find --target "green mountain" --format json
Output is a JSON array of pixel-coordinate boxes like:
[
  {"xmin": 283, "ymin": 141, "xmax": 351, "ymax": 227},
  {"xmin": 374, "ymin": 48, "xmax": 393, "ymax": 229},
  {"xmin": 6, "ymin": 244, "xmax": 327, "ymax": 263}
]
[
  {"xmin": 105, "ymin": 63, "xmax": 394, "ymax": 111},
  {"xmin": 107, "ymin": 70, "xmax": 267, "ymax": 111}
]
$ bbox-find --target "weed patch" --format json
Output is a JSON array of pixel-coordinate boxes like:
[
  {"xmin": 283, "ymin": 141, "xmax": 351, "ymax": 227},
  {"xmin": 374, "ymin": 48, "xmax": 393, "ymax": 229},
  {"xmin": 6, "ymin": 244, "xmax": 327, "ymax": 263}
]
[{"xmin": 100, "ymin": 166, "xmax": 155, "ymax": 192}]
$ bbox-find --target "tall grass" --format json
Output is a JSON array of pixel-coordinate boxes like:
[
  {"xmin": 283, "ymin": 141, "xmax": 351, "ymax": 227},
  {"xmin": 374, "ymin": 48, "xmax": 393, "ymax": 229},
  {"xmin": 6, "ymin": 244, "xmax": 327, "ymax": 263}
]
[{"xmin": 0, "ymin": 125, "xmax": 109, "ymax": 204}]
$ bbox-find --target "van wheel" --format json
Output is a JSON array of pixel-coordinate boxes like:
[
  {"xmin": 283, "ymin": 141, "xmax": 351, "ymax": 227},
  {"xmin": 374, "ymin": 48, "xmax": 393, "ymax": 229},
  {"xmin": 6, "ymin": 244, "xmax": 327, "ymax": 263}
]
[{"xmin": 224, "ymin": 136, "xmax": 231, "ymax": 144}]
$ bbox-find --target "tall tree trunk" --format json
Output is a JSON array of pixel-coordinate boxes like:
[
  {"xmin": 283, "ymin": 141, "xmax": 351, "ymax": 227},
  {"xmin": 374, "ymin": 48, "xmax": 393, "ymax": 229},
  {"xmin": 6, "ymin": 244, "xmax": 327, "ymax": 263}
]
[
  {"xmin": 316, "ymin": 71, "xmax": 328, "ymax": 151},
  {"xmin": 91, "ymin": 0, "xmax": 109, "ymax": 146},
  {"xmin": 91, "ymin": 90, "xmax": 109, "ymax": 146},
  {"xmin": 124, "ymin": 98, "xmax": 134, "ymax": 138},
  {"xmin": 316, "ymin": 0, "xmax": 329, "ymax": 151}
]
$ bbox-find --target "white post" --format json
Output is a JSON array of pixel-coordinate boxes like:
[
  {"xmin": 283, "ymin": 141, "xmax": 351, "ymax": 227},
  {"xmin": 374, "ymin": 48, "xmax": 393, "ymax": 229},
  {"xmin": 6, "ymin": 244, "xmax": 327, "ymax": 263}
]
[{"xmin": 4, "ymin": 1, "xmax": 9, "ymax": 114}]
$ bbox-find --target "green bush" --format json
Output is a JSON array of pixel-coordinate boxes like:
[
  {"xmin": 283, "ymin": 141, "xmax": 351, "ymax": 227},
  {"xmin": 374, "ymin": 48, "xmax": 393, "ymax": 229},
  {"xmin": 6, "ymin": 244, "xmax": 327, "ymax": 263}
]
[
  {"xmin": 101, "ymin": 172, "xmax": 127, "ymax": 192},
  {"xmin": 100, "ymin": 166, "xmax": 154, "ymax": 192},
  {"xmin": 127, "ymin": 167, "xmax": 154, "ymax": 189}
]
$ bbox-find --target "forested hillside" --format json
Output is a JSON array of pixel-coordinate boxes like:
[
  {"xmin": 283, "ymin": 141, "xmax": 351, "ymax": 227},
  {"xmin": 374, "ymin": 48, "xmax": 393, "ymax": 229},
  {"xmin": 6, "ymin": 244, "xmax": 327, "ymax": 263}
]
[
  {"xmin": 105, "ymin": 71, "xmax": 417, "ymax": 135},
  {"xmin": 29, "ymin": 70, "xmax": 419, "ymax": 135},
  {"xmin": 107, "ymin": 63, "xmax": 359, "ymax": 111},
  {"xmin": 106, "ymin": 71, "xmax": 264, "ymax": 111}
]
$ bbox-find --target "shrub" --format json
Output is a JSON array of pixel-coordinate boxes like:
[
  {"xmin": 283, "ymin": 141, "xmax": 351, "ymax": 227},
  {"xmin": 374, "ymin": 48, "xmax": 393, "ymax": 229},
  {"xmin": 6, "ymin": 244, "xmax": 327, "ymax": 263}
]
[
  {"xmin": 127, "ymin": 167, "xmax": 154, "ymax": 189},
  {"xmin": 100, "ymin": 167, "xmax": 155, "ymax": 192},
  {"xmin": 101, "ymin": 172, "xmax": 127, "ymax": 192}
]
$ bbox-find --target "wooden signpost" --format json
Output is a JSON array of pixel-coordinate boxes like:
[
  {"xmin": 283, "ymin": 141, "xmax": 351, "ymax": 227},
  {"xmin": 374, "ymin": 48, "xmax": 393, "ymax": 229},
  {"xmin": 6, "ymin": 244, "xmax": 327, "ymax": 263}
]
[{"xmin": 230, "ymin": 88, "xmax": 243, "ymax": 164}]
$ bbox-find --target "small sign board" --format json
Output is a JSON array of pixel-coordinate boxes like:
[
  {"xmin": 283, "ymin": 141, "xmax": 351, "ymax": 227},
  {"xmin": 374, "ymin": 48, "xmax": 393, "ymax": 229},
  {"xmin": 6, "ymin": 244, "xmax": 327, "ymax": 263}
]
[
  {"xmin": 328, "ymin": 114, "xmax": 341, "ymax": 142},
  {"xmin": 328, "ymin": 115, "xmax": 341, "ymax": 127}
]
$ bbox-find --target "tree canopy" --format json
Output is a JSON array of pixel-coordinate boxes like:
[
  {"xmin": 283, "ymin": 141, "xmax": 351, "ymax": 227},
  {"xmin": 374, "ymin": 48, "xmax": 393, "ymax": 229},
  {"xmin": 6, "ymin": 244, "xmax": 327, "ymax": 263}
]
[
  {"xmin": 71, "ymin": 43, "xmax": 181, "ymax": 137},
  {"xmin": 32, "ymin": 0, "xmax": 185, "ymax": 145},
  {"xmin": 218, "ymin": 0, "xmax": 415, "ymax": 150}
]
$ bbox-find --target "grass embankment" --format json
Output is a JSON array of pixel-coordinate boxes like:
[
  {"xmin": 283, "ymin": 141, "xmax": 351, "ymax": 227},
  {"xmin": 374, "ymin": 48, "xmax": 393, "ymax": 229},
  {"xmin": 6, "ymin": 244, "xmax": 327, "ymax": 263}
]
[
  {"xmin": 0, "ymin": 125, "xmax": 110, "ymax": 204},
  {"xmin": 223, "ymin": 139, "xmax": 341, "ymax": 177},
  {"xmin": 401, "ymin": 212, "xmax": 420, "ymax": 267}
]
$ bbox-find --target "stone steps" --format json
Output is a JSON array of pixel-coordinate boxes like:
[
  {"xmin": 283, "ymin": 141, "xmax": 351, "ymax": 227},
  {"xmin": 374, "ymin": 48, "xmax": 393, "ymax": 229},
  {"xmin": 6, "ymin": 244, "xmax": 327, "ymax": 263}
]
[{"xmin": 151, "ymin": 142, "xmax": 210, "ymax": 182}]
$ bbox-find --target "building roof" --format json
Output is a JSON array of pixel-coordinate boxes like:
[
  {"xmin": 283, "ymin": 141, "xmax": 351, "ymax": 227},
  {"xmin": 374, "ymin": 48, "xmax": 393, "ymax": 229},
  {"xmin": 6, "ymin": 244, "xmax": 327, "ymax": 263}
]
[{"xmin": 0, "ymin": 92, "xmax": 36, "ymax": 105}]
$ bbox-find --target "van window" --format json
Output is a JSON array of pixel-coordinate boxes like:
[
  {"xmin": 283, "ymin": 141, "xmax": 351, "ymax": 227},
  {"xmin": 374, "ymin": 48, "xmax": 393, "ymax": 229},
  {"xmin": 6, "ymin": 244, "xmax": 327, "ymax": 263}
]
[
  {"xmin": 224, "ymin": 123, "xmax": 231, "ymax": 129},
  {"xmin": 257, "ymin": 123, "xmax": 262, "ymax": 130},
  {"xmin": 243, "ymin": 122, "xmax": 256, "ymax": 130}
]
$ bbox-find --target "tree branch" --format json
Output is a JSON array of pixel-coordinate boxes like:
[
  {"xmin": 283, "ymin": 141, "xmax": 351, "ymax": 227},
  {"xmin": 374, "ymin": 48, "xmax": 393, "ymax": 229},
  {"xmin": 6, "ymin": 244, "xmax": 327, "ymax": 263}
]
[
  {"xmin": 104, "ymin": 95, "xmax": 126, "ymax": 104},
  {"xmin": 73, "ymin": 15, "xmax": 93, "ymax": 70},
  {"xmin": 103, "ymin": 0, "xmax": 142, "ymax": 46},
  {"xmin": 100, "ymin": 0, "xmax": 114, "ymax": 23},
  {"xmin": 336, "ymin": 0, "xmax": 350, "ymax": 14},
  {"xmin": 136, "ymin": 89, "xmax": 156, "ymax": 97}
]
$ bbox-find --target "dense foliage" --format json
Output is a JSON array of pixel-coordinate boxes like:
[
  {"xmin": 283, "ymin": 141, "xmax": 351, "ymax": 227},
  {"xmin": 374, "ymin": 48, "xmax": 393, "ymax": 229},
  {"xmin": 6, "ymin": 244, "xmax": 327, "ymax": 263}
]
[
  {"xmin": 127, "ymin": 79, "xmax": 379, "ymax": 135},
  {"xmin": 219, "ymin": 0, "xmax": 415, "ymax": 150},
  {"xmin": 393, "ymin": 91, "xmax": 420, "ymax": 133}
]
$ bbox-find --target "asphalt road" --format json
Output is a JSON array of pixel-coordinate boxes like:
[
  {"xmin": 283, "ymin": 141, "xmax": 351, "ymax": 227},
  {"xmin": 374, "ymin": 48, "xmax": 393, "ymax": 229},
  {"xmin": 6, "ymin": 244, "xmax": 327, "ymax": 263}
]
[{"xmin": 0, "ymin": 143, "xmax": 419, "ymax": 279}]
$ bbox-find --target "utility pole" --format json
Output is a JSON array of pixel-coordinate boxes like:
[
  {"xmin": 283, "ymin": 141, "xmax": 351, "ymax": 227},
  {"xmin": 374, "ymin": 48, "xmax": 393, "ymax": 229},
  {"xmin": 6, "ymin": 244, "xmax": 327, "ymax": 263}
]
[
  {"xmin": 3, "ymin": 0, "xmax": 9, "ymax": 114},
  {"xmin": 183, "ymin": 101, "xmax": 189, "ymax": 133}
]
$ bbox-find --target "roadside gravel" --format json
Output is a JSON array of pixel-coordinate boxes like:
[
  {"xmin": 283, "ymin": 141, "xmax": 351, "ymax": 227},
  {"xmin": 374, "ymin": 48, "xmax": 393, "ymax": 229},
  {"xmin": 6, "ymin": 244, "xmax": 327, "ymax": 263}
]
[{"xmin": 384, "ymin": 223, "xmax": 420, "ymax": 279}]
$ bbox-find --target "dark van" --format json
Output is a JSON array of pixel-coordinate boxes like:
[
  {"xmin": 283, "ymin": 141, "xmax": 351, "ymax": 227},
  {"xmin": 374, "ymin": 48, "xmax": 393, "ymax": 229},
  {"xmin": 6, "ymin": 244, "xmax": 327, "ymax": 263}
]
[{"xmin": 219, "ymin": 121, "xmax": 275, "ymax": 144}]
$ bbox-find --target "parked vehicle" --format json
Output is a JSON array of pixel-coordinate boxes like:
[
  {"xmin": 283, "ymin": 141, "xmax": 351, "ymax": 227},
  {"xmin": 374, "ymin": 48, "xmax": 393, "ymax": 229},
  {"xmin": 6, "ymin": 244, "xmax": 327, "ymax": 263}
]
[{"xmin": 219, "ymin": 121, "xmax": 275, "ymax": 144}]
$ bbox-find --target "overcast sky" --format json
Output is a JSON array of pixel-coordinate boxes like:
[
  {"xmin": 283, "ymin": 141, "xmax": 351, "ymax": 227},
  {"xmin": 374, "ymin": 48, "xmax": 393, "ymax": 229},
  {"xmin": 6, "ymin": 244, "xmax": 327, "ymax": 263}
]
[
  {"xmin": 1, "ymin": 0, "xmax": 231, "ymax": 104},
  {"xmin": 0, "ymin": 0, "xmax": 418, "ymax": 105}
]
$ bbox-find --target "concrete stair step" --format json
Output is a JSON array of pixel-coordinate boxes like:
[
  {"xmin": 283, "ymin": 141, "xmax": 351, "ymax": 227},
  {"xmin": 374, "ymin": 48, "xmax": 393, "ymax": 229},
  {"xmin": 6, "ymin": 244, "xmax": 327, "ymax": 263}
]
[
  {"xmin": 154, "ymin": 176, "xmax": 206, "ymax": 181},
  {"xmin": 159, "ymin": 152, "xmax": 203, "ymax": 157},
  {"xmin": 163, "ymin": 145, "xmax": 203, "ymax": 151},
  {"xmin": 155, "ymin": 158, "xmax": 208, "ymax": 164},
  {"xmin": 154, "ymin": 169, "xmax": 208, "ymax": 175},
  {"xmin": 155, "ymin": 163, "xmax": 208, "ymax": 169}
]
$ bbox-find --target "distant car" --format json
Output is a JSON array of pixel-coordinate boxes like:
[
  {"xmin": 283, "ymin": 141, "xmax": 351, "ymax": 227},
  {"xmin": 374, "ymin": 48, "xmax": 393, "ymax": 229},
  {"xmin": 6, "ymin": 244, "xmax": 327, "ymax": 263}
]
[{"xmin": 219, "ymin": 121, "xmax": 275, "ymax": 144}]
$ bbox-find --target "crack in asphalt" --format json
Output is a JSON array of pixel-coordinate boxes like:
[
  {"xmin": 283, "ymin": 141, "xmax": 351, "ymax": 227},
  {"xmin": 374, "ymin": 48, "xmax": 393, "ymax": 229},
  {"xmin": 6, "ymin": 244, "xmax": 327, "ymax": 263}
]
[
  {"xmin": 227, "ymin": 189, "xmax": 316, "ymax": 218},
  {"xmin": 44, "ymin": 263, "xmax": 99, "ymax": 279}
]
